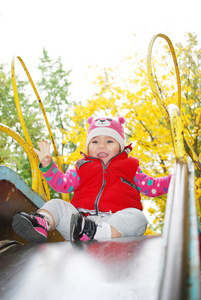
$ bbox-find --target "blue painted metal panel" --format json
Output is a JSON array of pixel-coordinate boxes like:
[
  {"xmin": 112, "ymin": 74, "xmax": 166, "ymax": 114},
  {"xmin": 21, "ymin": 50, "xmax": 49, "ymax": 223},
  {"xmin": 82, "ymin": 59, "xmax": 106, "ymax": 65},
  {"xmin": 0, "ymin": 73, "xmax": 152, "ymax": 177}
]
[
  {"xmin": 0, "ymin": 165, "xmax": 64, "ymax": 243},
  {"xmin": 187, "ymin": 160, "xmax": 200, "ymax": 300},
  {"xmin": 0, "ymin": 166, "xmax": 45, "ymax": 208}
]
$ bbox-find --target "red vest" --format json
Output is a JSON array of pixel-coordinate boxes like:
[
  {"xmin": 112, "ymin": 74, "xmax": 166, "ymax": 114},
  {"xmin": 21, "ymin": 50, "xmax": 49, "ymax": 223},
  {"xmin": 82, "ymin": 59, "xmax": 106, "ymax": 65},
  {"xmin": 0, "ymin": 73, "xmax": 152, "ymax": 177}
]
[{"xmin": 71, "ymin": 145, "xmax": 142, "ymax": 214}]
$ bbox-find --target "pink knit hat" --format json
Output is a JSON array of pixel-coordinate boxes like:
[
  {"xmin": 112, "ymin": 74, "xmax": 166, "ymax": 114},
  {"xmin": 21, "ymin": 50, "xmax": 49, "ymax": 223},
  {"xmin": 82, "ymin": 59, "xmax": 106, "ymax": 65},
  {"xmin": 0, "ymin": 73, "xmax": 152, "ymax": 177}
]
[{"xmin": 86, "ymin": 116, "xmax": 126, "ymax": 151}]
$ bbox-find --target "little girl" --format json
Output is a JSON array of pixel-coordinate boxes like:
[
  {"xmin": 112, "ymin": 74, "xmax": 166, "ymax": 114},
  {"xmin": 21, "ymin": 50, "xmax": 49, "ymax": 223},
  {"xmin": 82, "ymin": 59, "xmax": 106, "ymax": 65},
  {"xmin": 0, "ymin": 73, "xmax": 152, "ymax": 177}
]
[{"xmin": 12, "ymin": 116, "xmax": 171, "ymax": 243}]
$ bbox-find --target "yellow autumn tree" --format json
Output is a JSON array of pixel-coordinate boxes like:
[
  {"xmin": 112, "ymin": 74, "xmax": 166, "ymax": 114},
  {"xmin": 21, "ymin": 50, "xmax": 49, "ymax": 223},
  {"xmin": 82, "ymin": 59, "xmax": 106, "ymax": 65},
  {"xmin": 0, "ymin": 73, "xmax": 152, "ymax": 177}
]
[
  {"xmin": 175, "ymin": 33, "xmax": 201, "ymax": 213},
  {"xmin": 61, "ymin": 33, "xmax": 201, "ymax": 233}
]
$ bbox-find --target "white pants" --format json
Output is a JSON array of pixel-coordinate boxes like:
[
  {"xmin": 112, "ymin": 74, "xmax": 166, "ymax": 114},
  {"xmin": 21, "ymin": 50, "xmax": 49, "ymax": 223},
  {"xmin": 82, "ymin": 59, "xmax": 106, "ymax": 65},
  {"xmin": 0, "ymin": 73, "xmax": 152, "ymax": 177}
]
[{"xmin": 40, "ymin": 199, "xmax": 147, "ymax": 241}]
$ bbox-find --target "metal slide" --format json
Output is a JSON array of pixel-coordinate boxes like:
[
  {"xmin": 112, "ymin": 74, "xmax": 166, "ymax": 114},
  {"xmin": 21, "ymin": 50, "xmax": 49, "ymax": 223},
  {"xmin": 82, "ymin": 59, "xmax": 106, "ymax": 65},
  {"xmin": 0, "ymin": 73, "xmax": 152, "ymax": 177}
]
[
  {"xmin": 0, "ymin": 165, "xmax": 64, "ymax": 244},
  {"xmin": 0, "ymin": 34, "xmax": 200, "ymax": 299},
  {"xmin": 147, "ymin": 34, "xmax": 201, "ymax": 300},
  {"xmin": 0, "ymin": 158, "xmax": 199, "ymax": 300}
]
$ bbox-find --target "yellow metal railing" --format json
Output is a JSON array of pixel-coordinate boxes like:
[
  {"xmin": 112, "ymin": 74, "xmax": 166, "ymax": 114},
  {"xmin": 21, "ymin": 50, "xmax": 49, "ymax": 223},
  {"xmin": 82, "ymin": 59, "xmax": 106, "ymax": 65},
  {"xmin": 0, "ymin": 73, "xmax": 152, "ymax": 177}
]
[
  {"xmin": 11, "ymin": 57, "xmax": 60, "ymax": 161},
  {"xmin": 147, "ymin": 33, "xmax": 200, "ymax": 300},
  {"xmin": 0, "ymin": 56, "xmax": 69, "ymax": 201},
  {"xmin": 147, "ymin": 34, "xmax": 181, "ymax": 121},
  {"xmin": 0, "ymin": 123, "xmax": 48, "ymax": 200},
  {"xmin": 12, "ymin": 56, "xmax": 69, "ymax": 201},
  {"xmin": 147, "ymin": 33, "xmax": 201, "ymax": 170}
]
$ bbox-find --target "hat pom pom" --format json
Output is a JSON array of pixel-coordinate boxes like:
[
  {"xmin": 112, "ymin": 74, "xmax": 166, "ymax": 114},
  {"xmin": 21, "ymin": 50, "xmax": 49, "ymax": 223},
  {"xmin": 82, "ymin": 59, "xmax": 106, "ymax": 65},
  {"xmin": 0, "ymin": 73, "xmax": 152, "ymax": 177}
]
[
  {"xmin": 88, "ymin": 116, "xmax": 94, "ymax": 124},
  {"xmin": 118, "ymin": 116, "xmax": 125, "ymax": 124}
]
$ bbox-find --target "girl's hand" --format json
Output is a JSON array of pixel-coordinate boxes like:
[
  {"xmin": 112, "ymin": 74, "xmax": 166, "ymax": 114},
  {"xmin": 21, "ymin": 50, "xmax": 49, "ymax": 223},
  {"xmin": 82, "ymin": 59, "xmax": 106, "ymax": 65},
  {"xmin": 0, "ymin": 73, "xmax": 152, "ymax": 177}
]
[{"xmin": 34, "ymin": 139, "xmax": 52, "ymax": 167}]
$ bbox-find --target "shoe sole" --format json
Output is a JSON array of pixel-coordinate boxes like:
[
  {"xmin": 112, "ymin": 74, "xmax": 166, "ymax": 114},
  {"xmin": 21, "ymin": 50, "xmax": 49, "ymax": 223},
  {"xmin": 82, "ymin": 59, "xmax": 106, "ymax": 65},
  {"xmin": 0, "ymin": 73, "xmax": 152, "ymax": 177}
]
[
  {"xmin": 70, "ymin": 213, "xmax": 80, "ymax": 242},
  {"xmin": 12, "ymin": 214, "xmax": 47, "ymax": 244}
]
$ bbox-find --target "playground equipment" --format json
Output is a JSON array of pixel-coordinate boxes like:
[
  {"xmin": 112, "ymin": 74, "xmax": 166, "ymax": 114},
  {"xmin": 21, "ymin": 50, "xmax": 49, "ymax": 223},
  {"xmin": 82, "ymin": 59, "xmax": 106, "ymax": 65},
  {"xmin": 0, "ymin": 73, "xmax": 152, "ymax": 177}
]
[
  {"xmin": 147, "ymin": 34, "xmax": 201, "ymax": 300},
  {"xmin": 0, "ymin": 34, "xmax": 200, "ymax": 300}
]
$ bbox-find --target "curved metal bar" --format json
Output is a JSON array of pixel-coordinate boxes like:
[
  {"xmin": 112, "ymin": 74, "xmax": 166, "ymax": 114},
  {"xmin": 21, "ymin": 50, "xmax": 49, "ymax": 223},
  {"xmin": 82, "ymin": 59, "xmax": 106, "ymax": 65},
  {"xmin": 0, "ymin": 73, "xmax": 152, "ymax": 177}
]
[
  {"xmin": 11, "ymin": 56, "xmax": 69, "ymax": 201},
  {"xmin": 167, "ymin": 104, "xmax": 187, "ymax": 163},
  {"xmin": 147, "ymin": 33, "xmax": 181, "ymax": 122},
  {"xmin": 184, "ymin": 140, "xmax": 201, "ymax": 171},
  {"xmin": 11, "ymin": 57, "xmax": 33, "ymax": 147},
  {"xmin": 0, "ymin": 123, "xmax": 49, "ymax": 200},
  {"xmin": 147, "ymin": 34, "xmax": 201, "ymax": 171},
  {"xmin": 11, "ymin": 56, "xmax": 60, "ymax": 157}
]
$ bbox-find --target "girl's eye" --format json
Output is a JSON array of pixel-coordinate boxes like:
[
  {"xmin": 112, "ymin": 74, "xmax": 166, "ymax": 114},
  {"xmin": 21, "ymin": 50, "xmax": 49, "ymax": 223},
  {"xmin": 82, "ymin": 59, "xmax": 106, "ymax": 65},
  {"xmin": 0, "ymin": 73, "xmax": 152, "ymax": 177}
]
[
  {"xmin": 107, "ymin": 140, "xmax": 113, "ymax": 143},
  {"xmin": 92, "ymin": 140, "xmax": 98, "ymax": 143}
]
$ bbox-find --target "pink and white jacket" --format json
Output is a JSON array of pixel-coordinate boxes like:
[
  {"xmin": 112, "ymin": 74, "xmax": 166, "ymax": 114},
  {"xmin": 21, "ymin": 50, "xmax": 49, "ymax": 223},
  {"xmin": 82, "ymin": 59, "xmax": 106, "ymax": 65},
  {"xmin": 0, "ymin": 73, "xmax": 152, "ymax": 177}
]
[{"xmin": 39, "ymin": 145, "xmax": 172, "ymax": 215}]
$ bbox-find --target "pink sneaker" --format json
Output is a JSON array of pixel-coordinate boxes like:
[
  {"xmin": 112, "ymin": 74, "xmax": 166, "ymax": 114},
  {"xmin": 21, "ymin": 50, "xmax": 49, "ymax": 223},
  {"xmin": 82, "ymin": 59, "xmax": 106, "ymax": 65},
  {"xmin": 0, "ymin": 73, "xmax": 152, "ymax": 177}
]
[{"xmin": 12, "ymin": 212, "xmax": 49, "ymax": 243}]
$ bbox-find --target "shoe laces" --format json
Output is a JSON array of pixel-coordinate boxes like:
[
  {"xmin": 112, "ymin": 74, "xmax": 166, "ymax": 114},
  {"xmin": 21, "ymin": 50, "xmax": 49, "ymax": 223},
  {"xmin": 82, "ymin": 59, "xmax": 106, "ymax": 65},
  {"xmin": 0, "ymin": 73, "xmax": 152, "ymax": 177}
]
[{"xmin": 30, "ymin": 212, "xmax": 50, "ymax": 229}]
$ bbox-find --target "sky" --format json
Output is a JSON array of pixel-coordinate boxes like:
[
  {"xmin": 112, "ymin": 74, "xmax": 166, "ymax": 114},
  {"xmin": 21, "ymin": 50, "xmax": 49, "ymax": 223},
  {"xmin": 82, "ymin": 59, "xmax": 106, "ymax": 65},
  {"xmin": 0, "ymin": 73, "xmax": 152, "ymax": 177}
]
[{"xmin": 1, "ymin": 0, "xmax": 201, "ymax": 102}]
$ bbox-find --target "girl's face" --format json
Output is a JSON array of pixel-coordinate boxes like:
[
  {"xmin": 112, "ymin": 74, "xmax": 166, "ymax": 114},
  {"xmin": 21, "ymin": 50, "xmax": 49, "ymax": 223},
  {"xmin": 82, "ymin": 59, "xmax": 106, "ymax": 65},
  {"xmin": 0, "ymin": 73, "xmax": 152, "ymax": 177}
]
[{"xmin": 88, "ymin": 135, "xmax": 121, "ymax": 165}]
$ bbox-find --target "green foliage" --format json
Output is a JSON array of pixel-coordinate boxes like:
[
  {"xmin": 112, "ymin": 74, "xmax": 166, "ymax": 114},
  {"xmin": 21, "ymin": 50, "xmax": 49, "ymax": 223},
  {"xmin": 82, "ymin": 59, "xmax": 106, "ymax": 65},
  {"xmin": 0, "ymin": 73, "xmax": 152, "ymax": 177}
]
[
  {"xmin": 176, "ymin": 33, "xmax": 201, "ymax": 156},
  {"xmin": 0, "ymin": 65, "xmax": 44, "ymax": 179},
  {"xmin": 176, "ymin": 33, "xmax": 201, "ymax": 211},
  {"xmin": 0, "ymin": 50, "xmax": 72, "ymax": 197},
  {"xmin": 37, "ymin": 49, "xmax": 73, "ymax": 156}
]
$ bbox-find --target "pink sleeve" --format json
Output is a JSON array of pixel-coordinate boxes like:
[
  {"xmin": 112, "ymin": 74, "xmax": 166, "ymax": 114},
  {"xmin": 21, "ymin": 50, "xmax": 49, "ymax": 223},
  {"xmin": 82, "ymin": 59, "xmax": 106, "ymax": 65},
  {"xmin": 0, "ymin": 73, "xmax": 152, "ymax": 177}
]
[
  {"xmin": 134, "ymin": 166, "xmax": 172, "ymax": 197},
  {"xmin": 41, "ymin": 162, "xmax": 80, "ymax": 193}
]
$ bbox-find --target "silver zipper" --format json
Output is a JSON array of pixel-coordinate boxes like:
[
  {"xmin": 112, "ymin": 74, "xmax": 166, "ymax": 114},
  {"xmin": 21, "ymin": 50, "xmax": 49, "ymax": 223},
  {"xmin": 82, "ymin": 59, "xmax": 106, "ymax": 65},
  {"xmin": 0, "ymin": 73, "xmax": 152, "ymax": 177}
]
[
  {"xmin": 94, "ymin": 161, "xmax": 106, "ymax": 215},
  {"xmin": 120, "ymin": 177, "xmax": 139, "ymax": 192},
  {"xmin": 86, "ymin": 148, "xmax": 129, "ymax": 215}
]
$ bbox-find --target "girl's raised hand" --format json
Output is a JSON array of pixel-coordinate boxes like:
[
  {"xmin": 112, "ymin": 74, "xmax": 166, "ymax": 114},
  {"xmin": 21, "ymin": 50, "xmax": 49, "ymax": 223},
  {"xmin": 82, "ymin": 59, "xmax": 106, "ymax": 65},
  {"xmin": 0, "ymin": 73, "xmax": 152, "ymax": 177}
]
[{"xmin": 34, "ymin": 139, "xmax": 52, "ymax": 167}]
